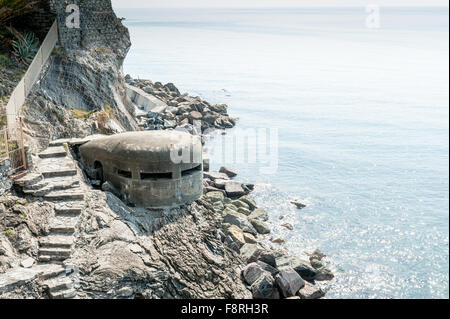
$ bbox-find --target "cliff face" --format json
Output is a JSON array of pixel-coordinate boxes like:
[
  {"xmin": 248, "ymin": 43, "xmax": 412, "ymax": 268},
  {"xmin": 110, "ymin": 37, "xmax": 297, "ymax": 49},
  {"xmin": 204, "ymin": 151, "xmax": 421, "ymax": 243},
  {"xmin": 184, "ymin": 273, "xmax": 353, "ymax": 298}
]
[{"xmin": 22, "ymin": 0, "xmax": 138, "ymax": 151}]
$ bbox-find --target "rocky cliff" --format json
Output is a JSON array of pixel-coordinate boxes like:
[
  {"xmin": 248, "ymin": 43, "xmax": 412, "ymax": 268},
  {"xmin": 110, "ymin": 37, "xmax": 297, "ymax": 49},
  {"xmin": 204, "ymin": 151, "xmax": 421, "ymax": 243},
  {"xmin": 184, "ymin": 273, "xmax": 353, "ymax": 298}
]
[{"xmin": 20, "ymin": 0, "xmax": 138, "ymax": 152}]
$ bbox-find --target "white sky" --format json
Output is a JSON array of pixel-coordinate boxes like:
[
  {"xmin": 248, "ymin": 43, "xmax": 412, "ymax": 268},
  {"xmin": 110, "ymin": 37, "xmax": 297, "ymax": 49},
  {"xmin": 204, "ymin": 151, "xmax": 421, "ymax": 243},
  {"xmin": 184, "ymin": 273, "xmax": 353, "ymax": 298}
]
[{"xmin": 111, "ymin": 0, "xmax": 449, "ymax": 8}]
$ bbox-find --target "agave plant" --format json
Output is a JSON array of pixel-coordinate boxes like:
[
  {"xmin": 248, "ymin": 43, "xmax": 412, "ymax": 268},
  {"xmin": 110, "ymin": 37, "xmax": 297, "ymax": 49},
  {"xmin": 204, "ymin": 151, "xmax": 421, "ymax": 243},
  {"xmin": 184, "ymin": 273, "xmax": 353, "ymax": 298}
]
[{"xmin": 11, "ymin": 31, "xmax": 39, "ymax": 65}]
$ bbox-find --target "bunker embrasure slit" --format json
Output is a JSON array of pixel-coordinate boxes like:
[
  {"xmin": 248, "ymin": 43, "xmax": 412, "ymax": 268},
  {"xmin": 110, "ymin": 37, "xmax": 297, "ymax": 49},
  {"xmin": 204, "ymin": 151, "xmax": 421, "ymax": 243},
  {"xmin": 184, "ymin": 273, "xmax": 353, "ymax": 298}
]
[
  {"xmin": 140, "ymin": 172, "xmax": 172, "ymax": 180},
  {"xmin": 117, "ymin": 169, "xmax": 132, "ymax": 178}
]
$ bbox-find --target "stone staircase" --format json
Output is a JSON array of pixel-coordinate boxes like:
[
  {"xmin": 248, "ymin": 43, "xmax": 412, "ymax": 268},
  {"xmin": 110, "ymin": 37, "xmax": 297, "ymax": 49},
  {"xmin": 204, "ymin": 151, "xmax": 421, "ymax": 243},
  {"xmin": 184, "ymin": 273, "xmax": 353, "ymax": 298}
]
[{"xmin": 14, "ymin": 140, "xmax": 85, "ymax": 299}]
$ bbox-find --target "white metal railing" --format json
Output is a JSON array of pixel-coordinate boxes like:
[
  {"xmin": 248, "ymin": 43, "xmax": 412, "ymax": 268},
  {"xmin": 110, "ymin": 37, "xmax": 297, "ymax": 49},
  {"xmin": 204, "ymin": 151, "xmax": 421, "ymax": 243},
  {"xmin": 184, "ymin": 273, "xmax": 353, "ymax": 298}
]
[{"xmin": 6, "ymin": 20, "xmax": 58, "ymax": 132}]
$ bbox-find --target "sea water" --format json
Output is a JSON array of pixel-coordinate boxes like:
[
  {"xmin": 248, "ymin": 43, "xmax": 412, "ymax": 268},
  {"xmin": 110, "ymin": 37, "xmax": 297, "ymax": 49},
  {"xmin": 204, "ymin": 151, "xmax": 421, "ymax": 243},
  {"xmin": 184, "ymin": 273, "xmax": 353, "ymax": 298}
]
[{"xmin": 117, "ymin": 7, "xmax": 449, "ymax": 298}]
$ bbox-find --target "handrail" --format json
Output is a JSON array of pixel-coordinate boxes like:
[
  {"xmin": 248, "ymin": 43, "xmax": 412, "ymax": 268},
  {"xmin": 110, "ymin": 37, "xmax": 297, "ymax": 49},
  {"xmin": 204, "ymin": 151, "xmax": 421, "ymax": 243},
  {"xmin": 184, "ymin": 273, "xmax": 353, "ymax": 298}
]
[{"xmin": 6, "ymin": 20, "xmax": 58, "ymax": 132}]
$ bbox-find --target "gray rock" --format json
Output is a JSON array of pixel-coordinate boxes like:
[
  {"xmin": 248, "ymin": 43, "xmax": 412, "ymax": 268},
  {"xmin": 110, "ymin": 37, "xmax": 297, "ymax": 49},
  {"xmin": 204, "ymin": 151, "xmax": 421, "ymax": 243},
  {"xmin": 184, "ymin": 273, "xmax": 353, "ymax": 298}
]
[
  {"xmin": 251, "ymin": 273, "xmax": 280, "ymax": 299},
  {"xmin": 243, "ymin": 233, "xmax": 257, "ymax": 244},
  {"xmin": 310, "ymin": 258, "xmax": 323, "ymax": 269},
  {"xmin": 213, "ymin": 179, "xmax": 230, "ymax": 189},
  {"xmin": 242, "ymin": 263, "xmax": 267, "ymax": 285},
  {"xmin": 275, "ymin": 256, "xmax": 317, "ymax": 281},
  {"xmin": 238, "ymin": 207, "xmax": 251, "ymax": 216},
  {"xmin": 232, "ymin": 200, "xmax": 249, "ymax": 209},
  {"xmin": 291, "ymin": 200, "xmax": 306, "ymax": 209},
  {"xmin": 225, "ymin": 182, "xmax": 246, "ymax": 198},
  {"xmin": 298, "ymin": 282, "xmax": 326, "ymax": 299},
  {"xmin": 20, "ymin": 257, "xmax": 35, "ymax": 269},
  {"xmin": 238, "ymin": 196, "xmax": 257, "ymax": 211},
  {"xmin": 204, "ymin": 171, "xmax": 230, "ymax": 181},
  {"xmin": 117, "ymin": 286, "xmax": 134, "ymax": 297},
  {"xmin": 309, "ymin": 249, "xmax": 327, "ymax": 261},
  {"xmin": 258, "ymin": 250, "xmax": 286, "ymax": 268},
  {"xmin": 219, "ymin": 166, "xmax": 237, "ymax": 178},
  {"xmin": 204, "ymin": 191, "xmax": 225, "ymax": 203},
  {"xmin": 224, "ymin": 225, "xmax": 246, "ymax": 249},
  {"xmin": 314, "ymin": 267, "xmax": 335, "ymax": 281},
  {"xmin": 223, "ymin": 211, "xmax": 257, "ymax": 235},
  {"xmin": 240, "ymin": 244, "xmax": 263, "ymax": 264},
  {"xmin": 281, "ymin": 223, "xmax": 294, "ymax": 231},
  {"xmin": 248, "ymin": 208, "xmax": 269, "ymax": 222},
  {"xmin": 275, "ymin": 268, "xmax": 305, "ymax": 297},
  {"xmin": 256, "ymin": 261, "xmax": 279, "ymax": 276},
  {"xmin": 249, "ymin": 218, "xmax": 271, "ymax": 235}
]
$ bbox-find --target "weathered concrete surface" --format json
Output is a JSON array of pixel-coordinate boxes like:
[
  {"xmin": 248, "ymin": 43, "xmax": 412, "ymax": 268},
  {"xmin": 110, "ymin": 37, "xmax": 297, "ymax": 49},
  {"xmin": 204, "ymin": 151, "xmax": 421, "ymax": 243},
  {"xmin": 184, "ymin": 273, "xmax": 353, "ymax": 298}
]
[
  {"xmin": 126, "ymin": 84, "xmax": 168, "ymax": 114},
  {"xmin": 79, "ymin": 131, "xmax": 203, "ymax": 208}
]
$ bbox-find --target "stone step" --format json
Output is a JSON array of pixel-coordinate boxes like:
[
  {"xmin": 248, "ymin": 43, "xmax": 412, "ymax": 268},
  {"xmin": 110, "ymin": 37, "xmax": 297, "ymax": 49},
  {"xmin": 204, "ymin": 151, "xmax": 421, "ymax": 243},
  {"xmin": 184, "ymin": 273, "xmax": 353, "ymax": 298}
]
[
  {"xmin": 40, "ymin": 235, "xmax": 74, "ymax": 249},
  {"xmin": 50, "ymin": 287, "xmax": 76, "ymax": 299},
  {"xmin": 39, "ymin": 247, "xmax": 72, "ymax": 258},
  {"xmin": 38, "ymin": 146, "xmax": 67, "ymax": 159},
  {"xmin": 37, "ymin": 264, "xmax": 66, "ymax": 281},
  {"xmin": 22, "ymin": 180, "xmax": 49, "ymax": 191},
  {"xmin": 24, "ymin": 176, "xmax": 80, "ymax": 196},
  {"xmin": 44, "ymin": 276, "xmax": 73, "ymax": 293},
  {"xmin": 49, "ymin": 215, "xmax": 78, "ymax": 234},
  {"xmin": 14, "ymin": 173, "xmax": 44, "ymax": 188},
  {"xmin": 38, "ymin": 157, "xmax": 77, "ymax": 178},
  {"xmin": 41, "ymin": 169, "xmax": 77, "ymax": 178},
  {"xmin": 54, "ymin": 201, "xmax": 84, "ymax": 216},
  {"xmin": 43, "ymin": 189, "xmax": 84, "ymax": 201}
]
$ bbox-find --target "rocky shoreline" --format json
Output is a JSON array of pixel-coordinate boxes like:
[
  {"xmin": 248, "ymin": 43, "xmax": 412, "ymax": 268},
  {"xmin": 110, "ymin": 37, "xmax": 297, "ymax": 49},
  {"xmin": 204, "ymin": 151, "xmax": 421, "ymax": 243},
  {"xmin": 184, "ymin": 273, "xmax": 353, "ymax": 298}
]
[{"xmin": 119, "ymin": 77, "xmax": 335, "ymax": 299}]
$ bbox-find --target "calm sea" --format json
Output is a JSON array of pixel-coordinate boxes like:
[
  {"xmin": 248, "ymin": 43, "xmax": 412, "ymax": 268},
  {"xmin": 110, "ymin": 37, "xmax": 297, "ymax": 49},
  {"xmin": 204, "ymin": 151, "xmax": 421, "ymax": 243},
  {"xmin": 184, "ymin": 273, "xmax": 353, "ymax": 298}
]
[{"xmin": 116, "ymin": 7, "xmax": 449, "ymax": 298}]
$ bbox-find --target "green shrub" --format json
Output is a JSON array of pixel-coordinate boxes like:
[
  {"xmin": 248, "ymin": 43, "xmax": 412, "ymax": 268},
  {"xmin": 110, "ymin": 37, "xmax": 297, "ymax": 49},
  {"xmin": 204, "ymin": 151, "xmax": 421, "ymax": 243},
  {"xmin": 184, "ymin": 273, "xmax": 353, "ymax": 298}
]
[
  {"xmin": 0, "ymin": 54, "xmax": 12, "ymax": 67},
  {"xmin": 4, "ymin": 229, "xmax": 14, "ymax": 236}
]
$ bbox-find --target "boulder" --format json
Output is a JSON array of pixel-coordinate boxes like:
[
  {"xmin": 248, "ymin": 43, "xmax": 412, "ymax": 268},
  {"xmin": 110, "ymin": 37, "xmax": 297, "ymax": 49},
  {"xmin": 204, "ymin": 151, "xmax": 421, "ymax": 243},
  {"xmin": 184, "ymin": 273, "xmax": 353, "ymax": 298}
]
[
  {"xmin": 219, "ymin": 166, "xmax": 237, "ymax": 178},
  {"xmin": 205, "ymin": 191, "xmax": 225, "ymax": 203},
  {"xmin": 275, "ymin": 268, "xmax": 305, "ymax": 297},
  {"xmin": 258, "ymin": 250, "xmax": 286, "ymax": 268},
  {"xmin": 189, "ymin": 111, "xmax": 203, "ymax": 120},
  {"xmin": 224, "ymin": 225, "xmax": 246, "ymax": 249},
  {"xmin": 225, "ymin": 182, "xmax": 246, "ymax": 198},
  {"xmin": 238, "ymin": 196, "xmax": 257, "ymax": 211},
  {"xmin": 213, "ymin": 179, "xmax": 230, "ymax": 189},
  {"xmin": 223, "ymin": 211, "xmax": 257, "ymax": 235},
  {"xmin": 243, "ymin": 233, "xmax": 257, "ymax": 244},
  {"xmin": 275, "ymin": 256, "xmax": 317, "ymax": 281},
  {"xmin": 298, "ymin": 282, "xmax": 325, "ymax": 299},
  {"xmin": 204, "ymin": 186, "xmax": 226, "ymax": 195},
  {"xmin": 240, "ymin": 244, "xmax": 263, "ymax": 264},
  {"xmin": 204, "ymin": 171, "xmax": 230, "ymax": 181},
  {"xmin": 232, "ymin": 200, "xmax": 250, "ymax": 210},
  {"xmin": 242, "ymin": 263, "xmax": 267, "ymax": 285},
  {"xmin": 251, "ymin": 273, "xmax": 280, "ymax": 299},
  {"xmin": 271, "ymin": 238, "xmax": 286, "ymax": 245},
  {"xmin": 20, "ymin": 257, "xmax": 35, "ymax": 268},
  {"xmin": 256, "ymin": 261, "xmax": 279, "ymax": 276},
  {"xmin": 314, "ymin": 267, "xmax": 335, "ymax": 281},
  {"xmin": 248, "ymin": 208, "xmax": 269, "ymax": 222},
  {"xmin": 249, "ymin": 219, "xmax": 271, "ymax": 235},
  {"xmin": 281, "ymin": 223, "xmax": 294, "ymax": 231},
  {"xmin": 309, "ymin": 249, "xmax": 327, "ymax": 261},
  {"xmin": 238, "ymin": 207, "xmax": 251, "ymax": 216},
  {"xmin": 310, "ymin": 258, "xmax": 323, "ymax": 269},
  {"xmin": 291, "ymin": 200, "xmax": 306, "ymax": 209},
  {"xmin": 164, "ymin": 83, "xmax": 180, "ymax": 95}
]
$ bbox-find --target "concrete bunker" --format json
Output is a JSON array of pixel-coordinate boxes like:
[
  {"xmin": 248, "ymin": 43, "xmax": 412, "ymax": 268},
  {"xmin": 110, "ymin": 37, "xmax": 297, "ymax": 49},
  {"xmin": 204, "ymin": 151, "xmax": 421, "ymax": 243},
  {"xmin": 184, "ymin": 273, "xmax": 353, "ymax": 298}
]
[{"xmin": 79, "ymin": 131, "xmax": 203, "ymax": 208}]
